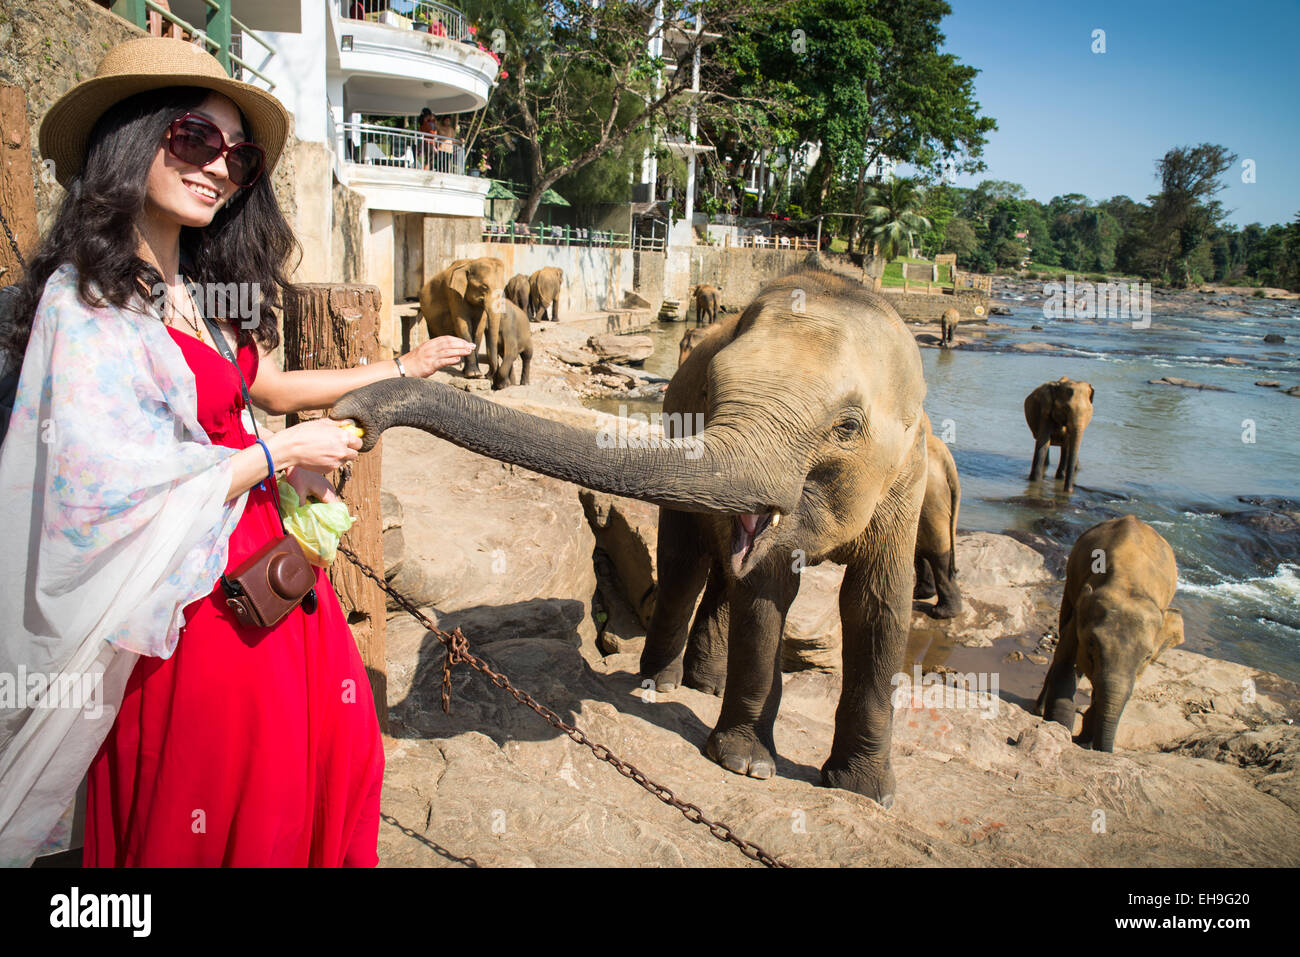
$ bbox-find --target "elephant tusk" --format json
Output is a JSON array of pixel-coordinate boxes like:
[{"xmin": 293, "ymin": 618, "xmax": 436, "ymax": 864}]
[{"xmin": 771, "ymin": 511, "xmax": 781, "ymax": 528}]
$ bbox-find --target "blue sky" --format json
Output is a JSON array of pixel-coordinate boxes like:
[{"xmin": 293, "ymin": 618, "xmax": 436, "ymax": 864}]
[{"xmin": 932, "ymin": 0, "xmax": 1300, "ymax": 227}]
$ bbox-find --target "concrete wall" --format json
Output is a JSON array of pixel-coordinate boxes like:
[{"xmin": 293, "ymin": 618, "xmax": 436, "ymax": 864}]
[
  {"xmin": 664, "ymin": 245, "xmax": 815, "ymax": 304},
  {"xmin": 881, "ymin": 289, "xmax": 988, "ymax": 321},
  {"xmin": 457, "ymin": 241, "xmax": 636, "ymax": 316}
]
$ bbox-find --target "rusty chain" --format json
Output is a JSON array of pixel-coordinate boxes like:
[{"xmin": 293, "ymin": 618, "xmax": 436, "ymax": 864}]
[
  {"xmin": 0, "ymin": 203, "xmax": 27, "ymax": 272},
  {"xmin": 338, "ymin": 541, "xmax": 790, "ymax": 868}
]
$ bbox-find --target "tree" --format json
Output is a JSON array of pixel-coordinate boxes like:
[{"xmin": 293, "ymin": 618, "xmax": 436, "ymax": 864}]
[
  {"xmin": 1150, "ymin": 143, "xmax": 1237, "ymax": 286},
  {"xmin": 940, "ymin": 216, "xmax": 978, "ymax": 263},
  {"xmin": 863, "ymin": 176, "xmax": 930, "ymax": 261}
]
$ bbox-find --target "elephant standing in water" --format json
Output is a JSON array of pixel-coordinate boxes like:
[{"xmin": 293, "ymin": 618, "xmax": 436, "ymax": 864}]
[
  {"xmin": 505, "ymin": 273, "xmax": 532, "ymax": 320},
  {"xmin": 331, "ymin": 270, "xmax": 929, "ymax": 806},
  {"xmin": 940, "ymin": 307, "xmax": 958, "ymax": 348},
  {"xmin": 692, "ymin": 284, "xmax": 721, "ymax": 326},
  {"xmin": 1033, "ymin": 515, "xmax": 1184, "ymax": 751},
  {"xmin": 529, "ymin": 267, "xmax": 564, "ymax": 322},
  {"xmin": 1025, "ymin": 376, "xmax": 1094, "ymax": 492},
  {"xmin": 420, "ymin": 257, "xmax": 507, "ymax": 379},
  {"xmin": 914, "ymin": 415, "xmax": 962, "ymax": 618}
]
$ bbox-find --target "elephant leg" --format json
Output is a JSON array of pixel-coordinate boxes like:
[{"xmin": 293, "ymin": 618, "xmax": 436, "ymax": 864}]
[
  {"xmin": 682, "ymin": 564, "xmax": 729, "ymax": 696},
  {"xmin": 519, "ymin": 346, "xmax": 532, "ymax": 386},
  {"xmin": 1029, "ymin": 433, "xmax": 1051, "ymax": 481},
  {"xmin": 1035, "ymin": 611, "xmax": 1079, "ymax": 727},
  {"xmin": 450, "ymin": 312, "xmax": 481, "ymax": 377},
  {"xmin": 484, "ymin": 309, "xmax": 501, "ymax": 380},
  {"xmin": 639, "ymin": 509, "xmax": 709, "ymax": 692},
  {"xmin": 928, "ymin": 550, "xmax": 962, "ymax": 619},
  {"xmin": 1060, "ymin": 438, "xmax": 1081, "ymax": 491},
  {"xmin": 706, "ymin": 559, "xmax": 800, "ymax": 780},
  {"xmin": 913, "ymin": 554, "xmax": 937, "ymax": 600}
]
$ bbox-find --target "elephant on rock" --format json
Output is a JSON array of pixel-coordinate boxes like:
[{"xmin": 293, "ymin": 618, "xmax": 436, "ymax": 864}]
[
  {"xmin": 1033, "ymin": 515, "xmax": 1184, "ymax": 752},
  {"xmin": 420, "ymin": 257, "xmax": 507, "ymax": 379},
  {"xmin": 1025, "ymin": 376, "xmax": 1094, "ymax": 492},
  {"xmin": 529, "ymin": 267, "xmax": 564, "ymax": 322},
  {"xmin": 505, "ymin": 273, "xmax": 532, "ymax": 320},
  {"xmin": 914, "ymin": 415, "xmax": 961, "ymax": 618},
  {"xmin": 330, "ymin": 270, "xmax": 928, "ymax": 807},
  {"xmin": 493, "ymin": 300, "xmax": 533, "ymax": 390}
]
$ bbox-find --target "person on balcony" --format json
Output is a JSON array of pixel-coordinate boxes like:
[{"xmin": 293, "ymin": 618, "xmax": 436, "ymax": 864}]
[
  {"xmin": 418, "ymin": 107, "xmax": 437, "ymax": 170},
  {"xmin": 0, "ymin": 37, "xmax": 474, "ymax": 868},
  {"xmin": 434, "ymin": 115, "xmax": 457, "ymax": 174}
]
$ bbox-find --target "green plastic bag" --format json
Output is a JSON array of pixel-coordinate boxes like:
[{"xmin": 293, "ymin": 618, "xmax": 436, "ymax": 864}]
[{"xmin": 278, "ymin": 481, "xmax": 356, "ymax": 566}]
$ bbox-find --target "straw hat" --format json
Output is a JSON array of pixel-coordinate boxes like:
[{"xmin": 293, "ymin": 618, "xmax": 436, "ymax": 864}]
[{"xmin": 39, "ymin": 36, "xmax": 290, "ymax": 188}]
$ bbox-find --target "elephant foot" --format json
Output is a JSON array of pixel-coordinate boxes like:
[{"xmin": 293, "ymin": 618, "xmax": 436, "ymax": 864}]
[
  {"xmin": 821, "ymin": 761, "xmax": 896, "ymax": 809},
  {"xmin": 706, "ymin": 727, "xmax": 776, "ymax": 780},
  {"xmin": 641, "ymin": 658, "xmax": 683, "ymax": 693},
  {"xmin": 683, "ymin": 660, "xmax": 726, "ymax": 697},
  {"xmin": 929, "ymin": 599, "xmax": 962, "ymax": 620},
  {"xmin": 913, "ymin": 581, "xmax": 937, "ymax": 600}
]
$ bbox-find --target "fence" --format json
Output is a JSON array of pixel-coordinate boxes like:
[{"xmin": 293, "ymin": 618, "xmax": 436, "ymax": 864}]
[
  {"xmin": 728, "ymin": 234, "xmax": 818, "ymax": 251},
  {"xmin": 338, "ymin": 122, "xmax": 465, "ymax": 174},
  {"xmin": 340, "ymin": 0, "xmax": 471, "ymax": 41},
  {"xmin": 110, "ymin": 0, "xmax": 277, "ymax": 89},
  {"xmin": 482, "ymin": 222, "xmax": 631, "ymax": 248}
]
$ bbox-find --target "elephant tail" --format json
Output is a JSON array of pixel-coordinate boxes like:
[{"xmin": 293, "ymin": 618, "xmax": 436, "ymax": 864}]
[
  {"xmin": 945, "ymin": 452, "xmax": 961, "ymax": 578},
  {"xmin": 552, "ymin": 295, "xmax": 561, "ymax": 323}
]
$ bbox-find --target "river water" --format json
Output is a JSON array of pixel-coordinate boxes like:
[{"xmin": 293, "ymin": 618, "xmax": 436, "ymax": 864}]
[{"xmin": 585, "ymin": 299, "xmax": 1300, "ymax": 681}]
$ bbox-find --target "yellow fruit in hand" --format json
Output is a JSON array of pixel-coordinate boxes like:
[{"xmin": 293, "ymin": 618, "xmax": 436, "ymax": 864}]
[{"xmin": 339, "ymin": 423, "xmax": 365, "ymax": 438}]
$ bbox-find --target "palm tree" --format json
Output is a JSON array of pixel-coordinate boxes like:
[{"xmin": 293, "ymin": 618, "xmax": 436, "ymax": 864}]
[{"xmin": 863, "ymin": 177, "xmax": 931, "ymax": 263}]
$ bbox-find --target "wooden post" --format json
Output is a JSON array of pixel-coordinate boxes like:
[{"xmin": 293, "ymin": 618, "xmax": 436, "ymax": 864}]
[
  {"xmin": 0, "ymin": 85, "xmax": 39, "ymax": 283},
  {"xmin": 282, "ymin": 284, "xmax": 389, "ymax": 732}
]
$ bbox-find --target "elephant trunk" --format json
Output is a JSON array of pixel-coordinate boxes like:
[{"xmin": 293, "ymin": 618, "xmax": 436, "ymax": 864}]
[
  {"xmin": 1062, "ymin": 434, "xmax": 1082, "ymax": 490},
  {"xmin": 331, "ymin": 378, "xmax": 801, "ymax": 515},
  {"xmin": 1090, "ymin": 674, "xmax": 1134, "ymax": 753}
]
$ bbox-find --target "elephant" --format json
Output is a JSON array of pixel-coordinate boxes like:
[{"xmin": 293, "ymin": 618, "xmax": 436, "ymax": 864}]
[
  {"xmin": 914, "ymin": 415, "xmax": 961, "ymax": 618},
  {"xmin": 940, "ymin": 307, "xmax": 958, "ymax": 348},
  {"xmin": 692, "ymin": 284, "xmax": 721, "ymax": 326},
  {"xmin": 677, "ymin": 326, "xmax": 717, "ymax": 368},
  {"xmin": 529, "ymin": 266, "xmax": 564, "ymax": 322},
  {"xmin": 331, "ymin": 269, "xmax": 928, "ymax": 807},
  {"xmin": 1024, "ymin": 376, "xmax": 1094, "ymax": 492},
  {"xmin": 492, "ymin": 299, "xmax": 533, "ymax": 390},
  {"xmin": 505, "ymin": 273, "xmax": 532, "ymax": 320},
  {"xmin": 1033, "ymin": 515, "xmax": 1184, "ymax": 752},
  {"xmin": 420, "ymin": 257, "xmax": 507, "ymax": 379}
]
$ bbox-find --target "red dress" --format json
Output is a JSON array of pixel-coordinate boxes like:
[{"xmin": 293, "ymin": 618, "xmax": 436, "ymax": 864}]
[{"xmin": 84, "ymin": 328, "xmax": 385, "ymax": 867}]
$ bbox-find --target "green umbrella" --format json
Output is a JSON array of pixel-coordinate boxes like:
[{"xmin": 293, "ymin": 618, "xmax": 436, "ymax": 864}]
[
  {"xmin": 486, "ymin": 179, "xmax": 515, "ymax": 220},
  {"xmin": 538, "ymin": 187, "xmax": 570, "ymax": 227}
]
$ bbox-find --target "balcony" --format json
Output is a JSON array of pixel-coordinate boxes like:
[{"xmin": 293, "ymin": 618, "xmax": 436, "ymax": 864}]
[
  {"xmin": 330, "ymin": 0, "xmax": 499, "ymax": 115},
  {"xmin": 334, "ymin": 120, "xmax": 489, "ymax": 216}
]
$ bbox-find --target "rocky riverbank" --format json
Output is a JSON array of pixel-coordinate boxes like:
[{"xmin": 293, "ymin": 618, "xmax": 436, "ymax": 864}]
[
  {"xmin": 371, "ymin": 355, "xmax": 1300, "ymax": 867},
  {"xmin": 990, "ymin": 274, "xmax": 1300, "ymax": 321}
]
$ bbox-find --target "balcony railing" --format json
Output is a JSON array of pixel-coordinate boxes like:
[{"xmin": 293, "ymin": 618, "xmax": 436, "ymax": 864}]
[
  {"xmin": 340, "ymin": 0, "xmax": 472, "ymax": 42},
  {"xmin": 110, "ymin": 0, "xmax": 277, "ymax": 89},
  {"xmin": 483, "ymin": 223, "xmax": 631, "ymax": 248},
  {"xmin": 338, "ymin": 122, "xmax": 465, "ymax": 174}
]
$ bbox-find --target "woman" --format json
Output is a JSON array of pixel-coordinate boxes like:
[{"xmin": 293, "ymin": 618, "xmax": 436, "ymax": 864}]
[{"xmin": 0, "ymin": 37, "xmax": 473, "ymax": 866}]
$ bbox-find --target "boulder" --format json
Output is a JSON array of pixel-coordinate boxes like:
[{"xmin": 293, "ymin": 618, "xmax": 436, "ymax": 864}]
[
  {"xmin": 1256, "ymin": 380, "xmax": 1281, "ymax": 387},
  {"xmin": 1148, "ymin": 376, "xmax": 1229, "ymax": 391},
  {"xmin": 1285, "ymin": 385, "xmax": 1300, "ymax": 398},
  {"xmin": 580, "ymin": 491, "xmax": 659, "ymax": 628},
  {"xmin": 782, "ymin": 563, "xmax": 846, "ymax": 671},
  {"xmin": 588, "ymin": 334, "xmax": 654, "ymax": 364},
  {"xmin": 1264, "ymin": 333, "xmax": 1285, "ymax": 344}
]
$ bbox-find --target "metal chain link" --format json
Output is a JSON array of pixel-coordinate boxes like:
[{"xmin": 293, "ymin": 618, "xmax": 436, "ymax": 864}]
[
  {"xmin": 0, "ymin": 203, "xmax": 27, "ymax": 272},
  {"xmin": 338, "ymin": 541, "xmax": 790, "ymax": 868}
]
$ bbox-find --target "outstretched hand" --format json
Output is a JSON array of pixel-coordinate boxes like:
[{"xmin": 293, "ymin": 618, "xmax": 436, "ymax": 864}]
[{"xmin": 402, "ymin": 336, "xmax": 476, "ymax": 377}]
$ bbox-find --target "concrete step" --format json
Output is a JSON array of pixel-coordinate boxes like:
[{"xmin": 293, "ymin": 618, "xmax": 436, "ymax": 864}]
[{"xmin": 553, "ymin": 309, "xmax": 654, "ymax": 335}]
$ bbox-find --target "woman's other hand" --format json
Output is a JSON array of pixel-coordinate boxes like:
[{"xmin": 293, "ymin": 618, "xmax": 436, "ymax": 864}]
[
  {"xmin": 401, "ymin": 336, "xmax": 476, "ymax": 377},
  {"xmin": 267, "ymin": 417, "xmax": 362, "ymax": 473},
  {"xmin": 282, "ymin": 464, "xmax": 341, "ymax": 503}
]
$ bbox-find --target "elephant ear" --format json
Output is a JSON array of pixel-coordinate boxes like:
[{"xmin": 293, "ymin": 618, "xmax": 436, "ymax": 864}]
[
  {"xmin": 1158, "ymin": 607, "xmax": 1184, "ymax": 653},
  {"xmin": 1087, "ymin": 383, "xmax": 1096, "ymax": 405},
  {"xmin": 447, "ymin": 263, "xmax": 469, "ymax": 298}
]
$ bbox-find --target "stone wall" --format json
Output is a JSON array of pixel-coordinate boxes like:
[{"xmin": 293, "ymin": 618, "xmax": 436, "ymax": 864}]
[
  {"xmin": 665, "ymin": 245, "xmax": 816, "ymax": 304},
  {"xmin": 330, "ymin": 177, "xmax": 366, "ymax": 284},
  {"xmin": 881, "ymin": 288, "xmax": 988, "ymax": 321}
]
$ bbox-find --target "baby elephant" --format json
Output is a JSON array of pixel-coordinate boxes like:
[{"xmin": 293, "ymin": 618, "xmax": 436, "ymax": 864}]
[
  {"xmin": 1024, "ymin": 376, "xmax": 1094, "ymax": 492},
  {"xmin": 692, "ymin": 284, "xmax": 721, "ymax": 326},
  {"xmin": 493, "ymin": 299, "xmax": 533, "ymax": 390},
  {"xmin": 505, "ymin": 273, "xmax": 532, "ymax": 320},
  {"xmin": 1034, "ymin": 515, "xmax": 1184, "ymax": 752},
  {"xmin": 914, "ymin": 418, "xmax": 961, "ymax": 618},
  {"xmin": 678, "ymin": 326, "xmax": 716, "ymax": 367},
  {"xmin": 940, "ymin": 307, "xmax": 959, "ymax": 348}
]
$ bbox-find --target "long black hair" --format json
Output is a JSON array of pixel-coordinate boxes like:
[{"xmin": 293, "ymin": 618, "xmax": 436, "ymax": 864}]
[{"xmin": 3, "ymin": 86, "xmax": 300, "ymax": 361}]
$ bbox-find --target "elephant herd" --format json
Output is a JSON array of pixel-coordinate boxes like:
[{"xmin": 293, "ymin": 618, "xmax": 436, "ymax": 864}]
[
  {"xmin": 418, "ymin": 257, "xmax": 566, "ymax": 391},
  {"xmin": 335, "ymin": 267, "xmax": 1184, "ymax": 809}
]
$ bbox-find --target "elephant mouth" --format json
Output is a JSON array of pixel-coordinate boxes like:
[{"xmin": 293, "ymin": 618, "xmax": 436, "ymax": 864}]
[{"xmin": 730, "ymin": 510, "xmax": 783, "ymax": 578}]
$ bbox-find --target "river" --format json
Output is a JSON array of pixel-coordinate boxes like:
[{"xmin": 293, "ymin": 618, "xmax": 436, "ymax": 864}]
[{"xmin": 584, "ymin": 297, "xmax": 1300, "ymax": 682}]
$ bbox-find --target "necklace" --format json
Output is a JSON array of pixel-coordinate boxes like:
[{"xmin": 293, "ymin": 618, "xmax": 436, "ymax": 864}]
[{"xmin": 163, "ymin": 282, "xmax": 206, "ymax": 344}]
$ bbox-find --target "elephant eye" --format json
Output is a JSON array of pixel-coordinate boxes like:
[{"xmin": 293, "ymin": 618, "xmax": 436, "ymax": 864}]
[{"xmin": 833, "ymin": 411, "xmax": 864, "ymax": 441}]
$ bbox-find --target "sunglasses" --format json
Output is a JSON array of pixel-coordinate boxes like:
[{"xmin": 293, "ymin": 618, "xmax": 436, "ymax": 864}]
[{"xmin": 165, "ymin": 113, "xmax": 265, "ymax": 188}]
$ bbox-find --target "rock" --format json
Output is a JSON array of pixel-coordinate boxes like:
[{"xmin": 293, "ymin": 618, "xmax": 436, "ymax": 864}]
[
  {"xmin": 554, "ymin": 347, "xmax": 596, "ymax": 366},
  {"xmin": 1264, "ymin": 333, "xmax": 1285, "ymax": 344},
  {"xmin": 588, "ymin": 334, "xmax": 654, "ymax": 364},
  {"xmin": 1171, "ymin": 724, "xmax": 1300, "ymax": 814},
  {"xmin": 1030, "ymin": 324, "xmax": 1043, "ymax": 331},
  {"xmin": 1256, "ymin": 380, "xmax": 1281, "ymax": 387},
  {"xmin": 580, "ymin": 491, "xmax": 659, "ymax": 628},
  {"xmin": 783, "ymin": 563, "xmax": 846, "ymax": 671},
  {"xmin": 1012, "ymin": 342, "xmax": 1058, "ymax": 352},
  {"xmin": 1221, "ymin": 357, "xmax": 1247, "ymax": 365},
  {"xmin": 953, "ymin": 532, "xmax": 1054, "ymax": 587},
  {"xmin": 1285, "ymin": 385, "xmax": 1300, "ymax": 398},
  {"xmin": 1148, "ymin": 376, "xmax": 1230, "ymax": 391}
]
